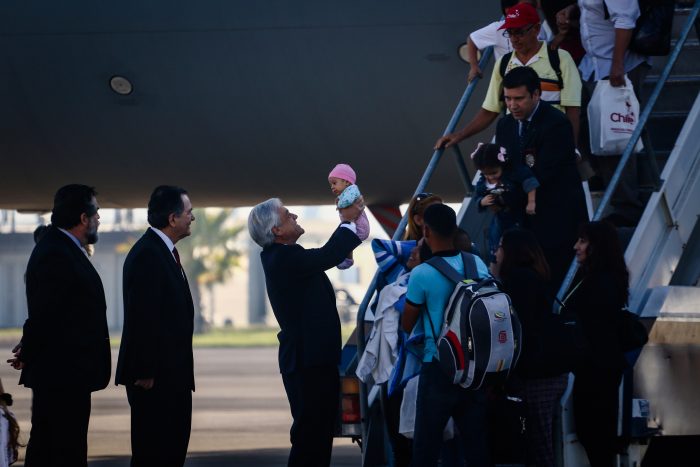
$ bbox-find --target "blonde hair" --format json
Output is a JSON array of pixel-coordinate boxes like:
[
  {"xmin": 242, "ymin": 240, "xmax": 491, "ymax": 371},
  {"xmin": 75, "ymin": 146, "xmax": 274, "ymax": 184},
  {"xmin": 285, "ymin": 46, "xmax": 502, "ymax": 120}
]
[{"xmin": 404, "ymin": 193, "xmax": 443, "ymax": 240}]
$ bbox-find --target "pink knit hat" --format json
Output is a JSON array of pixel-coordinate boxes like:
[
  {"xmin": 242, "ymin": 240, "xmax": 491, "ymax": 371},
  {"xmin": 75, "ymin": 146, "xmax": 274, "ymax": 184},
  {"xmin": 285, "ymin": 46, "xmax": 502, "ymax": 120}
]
[{"xmin": 328, "ymin": 163, "xmax": 356, "ymax": 184}]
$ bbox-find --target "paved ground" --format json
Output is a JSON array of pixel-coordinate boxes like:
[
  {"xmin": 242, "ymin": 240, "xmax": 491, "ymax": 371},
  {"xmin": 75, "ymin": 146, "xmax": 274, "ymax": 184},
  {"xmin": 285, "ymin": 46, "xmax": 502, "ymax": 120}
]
[{"xmin": 0, "ymin": 346, "xmax": 362, "ymax": 466}]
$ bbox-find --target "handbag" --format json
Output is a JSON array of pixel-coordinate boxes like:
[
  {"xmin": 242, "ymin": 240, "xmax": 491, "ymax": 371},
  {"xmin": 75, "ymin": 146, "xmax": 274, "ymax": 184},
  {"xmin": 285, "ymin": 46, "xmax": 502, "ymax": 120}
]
[
  {"xmin": 588, "ymin": 76, "xmax": 644, "ymax": 156},
  {"xmin": 619, "ymin": 308, "xmax": 649, "ymax": 352},
  {"xmin": 629, "ymin": 0, "xmax": 675, "ymax": 56}
]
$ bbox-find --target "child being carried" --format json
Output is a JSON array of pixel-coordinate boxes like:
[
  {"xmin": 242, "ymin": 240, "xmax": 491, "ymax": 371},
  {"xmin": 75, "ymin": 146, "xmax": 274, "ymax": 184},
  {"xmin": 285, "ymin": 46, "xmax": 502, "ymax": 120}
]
[
  {"xmin": 328, "ymin": 163, "xmax": 370, "ymax": 269},
  {"xmin": 472, "ymin": 143, "xmax": 539, "ymax": 270}
]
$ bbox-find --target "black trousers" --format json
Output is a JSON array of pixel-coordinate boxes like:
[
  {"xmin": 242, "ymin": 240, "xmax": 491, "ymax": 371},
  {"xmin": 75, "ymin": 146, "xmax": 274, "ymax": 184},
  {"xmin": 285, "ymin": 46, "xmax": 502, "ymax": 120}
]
[
  {"xmin": 574, "ymin": 369, "xmax": 623, "ymax": 467},
  {"xmin": 24, "ymin": 388, "xmax": 91, "ymax": 467},
  {"xmin": 281, "ymin": 364, "xmax": 339, "ymax": 467},
  {"xmin": 126, "ymin": 384, "xmax": 192, "ymax": 467}
]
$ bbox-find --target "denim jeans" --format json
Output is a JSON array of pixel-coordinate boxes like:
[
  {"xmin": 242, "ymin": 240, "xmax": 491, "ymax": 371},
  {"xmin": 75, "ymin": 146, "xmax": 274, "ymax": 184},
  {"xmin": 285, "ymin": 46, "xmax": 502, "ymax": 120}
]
[{"xmin": 409, "ymin": 361, "xmax": 490, "ymax": 467}]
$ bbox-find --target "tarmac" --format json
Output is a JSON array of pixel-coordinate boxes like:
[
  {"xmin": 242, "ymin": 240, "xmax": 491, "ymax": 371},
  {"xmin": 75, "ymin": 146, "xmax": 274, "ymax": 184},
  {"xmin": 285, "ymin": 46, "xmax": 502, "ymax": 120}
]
[{"xmin": 0, "ymin": 345, "xmax": 362, "ymax": 466}]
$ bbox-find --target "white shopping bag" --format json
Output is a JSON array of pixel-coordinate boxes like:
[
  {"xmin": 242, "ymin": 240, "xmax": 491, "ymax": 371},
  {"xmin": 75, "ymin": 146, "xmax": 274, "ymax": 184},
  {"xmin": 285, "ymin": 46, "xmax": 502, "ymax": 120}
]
[{"xmin": 588, "ymin": 76, "xmax": 644, "ymax": 156}]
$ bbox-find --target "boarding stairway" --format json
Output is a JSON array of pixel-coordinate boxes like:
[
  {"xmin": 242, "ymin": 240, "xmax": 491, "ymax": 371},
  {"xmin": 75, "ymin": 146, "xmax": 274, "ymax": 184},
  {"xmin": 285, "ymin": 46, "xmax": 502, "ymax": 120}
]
[{"xmin": 344, "ymin": 2, "xmax": 700, "ymax": 465}]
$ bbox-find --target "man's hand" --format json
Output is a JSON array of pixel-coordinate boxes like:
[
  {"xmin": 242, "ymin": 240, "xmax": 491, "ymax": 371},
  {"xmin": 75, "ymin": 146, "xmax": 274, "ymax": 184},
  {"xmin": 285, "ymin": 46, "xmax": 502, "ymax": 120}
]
[
  {"xmin": 435, "ymin": 133, "xmax": 462, "ymax": 150},
  {"xmin": 7, "ymin": 342, "xmax": 24, "ymax": 370},
  {"xmin": 134, "ymin": 378, "xmax": 155, "ymax": 390},
  {"xmin": 339, "ymin": 196, "xmax": 364, "ymax": 223},
  {"xmin": 609, "ymin": 63, "xmax": 626, "ymax": 87},
  {"xmin": 556, "ymin": 4, "xmax": 577, "ymax": 29},
  {"xmin": 468, "ymin": 65, "xmax": 483, "ymax": 83}
]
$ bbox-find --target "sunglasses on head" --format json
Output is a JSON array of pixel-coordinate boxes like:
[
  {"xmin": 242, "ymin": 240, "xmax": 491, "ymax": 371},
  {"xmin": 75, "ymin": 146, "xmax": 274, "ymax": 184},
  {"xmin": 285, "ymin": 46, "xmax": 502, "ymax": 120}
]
[{"xmin": 412, "ymin": 192, "xmax": 435, "ymax": 214}]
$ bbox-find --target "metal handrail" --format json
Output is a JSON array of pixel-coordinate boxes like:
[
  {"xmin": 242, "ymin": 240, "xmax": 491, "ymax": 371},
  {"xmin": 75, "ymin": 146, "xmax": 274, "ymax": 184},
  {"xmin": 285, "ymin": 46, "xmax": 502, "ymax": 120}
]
[
  {"xmin": 556, "ymin": 0, "xmax": 700, "ymax": 302},
  {"xmin": 355, "ymin": 46, "xmax": 494, "ymax": 448}
]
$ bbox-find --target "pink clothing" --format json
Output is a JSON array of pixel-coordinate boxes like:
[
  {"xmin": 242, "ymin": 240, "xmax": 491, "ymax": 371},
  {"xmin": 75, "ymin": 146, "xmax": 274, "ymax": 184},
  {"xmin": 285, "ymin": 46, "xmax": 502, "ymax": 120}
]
[{"xmin": 355, "ymin": 210, "xmax": 370, "ymax": 241}]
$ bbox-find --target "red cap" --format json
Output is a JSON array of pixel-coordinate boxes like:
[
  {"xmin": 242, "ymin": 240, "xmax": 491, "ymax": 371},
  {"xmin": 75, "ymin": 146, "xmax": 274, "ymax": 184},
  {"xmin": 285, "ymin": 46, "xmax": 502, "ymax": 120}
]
[{"xmin": 498, "ymin": 3, "xmax": 541, "ymax": 30}]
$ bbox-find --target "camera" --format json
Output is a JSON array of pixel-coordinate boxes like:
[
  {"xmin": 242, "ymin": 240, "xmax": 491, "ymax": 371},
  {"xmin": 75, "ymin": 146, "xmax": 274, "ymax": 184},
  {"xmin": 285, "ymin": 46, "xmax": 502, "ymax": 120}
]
[{"xmin": 486, "ymin": 186, "xmax": 506, "ymax": 196}]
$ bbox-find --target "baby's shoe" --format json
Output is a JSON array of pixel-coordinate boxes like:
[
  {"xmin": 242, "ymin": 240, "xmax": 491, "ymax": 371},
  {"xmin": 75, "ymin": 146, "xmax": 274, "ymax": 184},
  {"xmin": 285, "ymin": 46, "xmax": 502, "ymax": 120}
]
[{"xmin": 337, "ymin": 258, "xmax": 354, "ymax": 270}]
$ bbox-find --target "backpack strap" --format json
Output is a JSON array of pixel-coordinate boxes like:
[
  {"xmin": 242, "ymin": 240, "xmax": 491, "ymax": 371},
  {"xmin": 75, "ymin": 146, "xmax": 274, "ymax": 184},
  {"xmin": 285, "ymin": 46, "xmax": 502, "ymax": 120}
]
[
  {"xmin": 546, "ymin": 47, "xmax": 564, "ymax": 90},
  {"xmin": 423, "ymin": 253, "xmax": 481, "ymax": 344},
  {"xmin": 500, "ymin": 49, "xmax": 563, "ymax": 90},
  {"xmin": 461, "ymin": 252, "xmax": 479, "ymax": 281},
  {"xmin": 499, "ymin": 52, "xmax": 512, "ymax": 79},
  {"xmin": 426, "ymin": 253, "xmax": 479, "ymax": 283}
]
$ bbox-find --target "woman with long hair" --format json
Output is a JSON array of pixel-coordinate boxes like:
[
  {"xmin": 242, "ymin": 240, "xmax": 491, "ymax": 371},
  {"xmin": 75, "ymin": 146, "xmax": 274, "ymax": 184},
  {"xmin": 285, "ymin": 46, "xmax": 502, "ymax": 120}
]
[
  {"xmin": 494, "ymin": 228, "xmax": 568, "ymax": 467},
  {"xmin": 404, "ymin": 193, "xmax": 443, "ymax": 241},
  {"xmin": 565, "ymin": 220, "xmax": 629, "ymax": 467}
]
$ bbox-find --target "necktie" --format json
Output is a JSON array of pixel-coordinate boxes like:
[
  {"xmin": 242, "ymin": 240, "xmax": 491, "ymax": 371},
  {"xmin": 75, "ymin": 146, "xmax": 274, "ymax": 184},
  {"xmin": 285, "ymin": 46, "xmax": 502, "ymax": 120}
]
[
  {"xmin": 519, "ymin": 120, "xmax": 530, "ymax": 156},
  {"xmin": 172, "ymin": 247, "xmax": 181, "ymax": 267},
  {"xmin": 172, "ymin": 247, "xmax": 186, "ymax": 280}
]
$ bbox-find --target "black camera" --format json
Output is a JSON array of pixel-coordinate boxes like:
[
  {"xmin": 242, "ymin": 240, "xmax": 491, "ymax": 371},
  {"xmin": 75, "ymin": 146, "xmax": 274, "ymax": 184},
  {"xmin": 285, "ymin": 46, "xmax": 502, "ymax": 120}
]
[{"xmin": 486, "ymin": 186, "xmax": 507, "ymax": 197}]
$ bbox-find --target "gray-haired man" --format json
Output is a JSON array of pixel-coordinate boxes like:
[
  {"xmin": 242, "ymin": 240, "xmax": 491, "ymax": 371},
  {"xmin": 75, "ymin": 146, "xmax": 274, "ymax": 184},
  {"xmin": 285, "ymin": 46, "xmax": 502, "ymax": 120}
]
[{"xmin": 248, "ymin": 198, "xmax": 362, "ymax": 467}]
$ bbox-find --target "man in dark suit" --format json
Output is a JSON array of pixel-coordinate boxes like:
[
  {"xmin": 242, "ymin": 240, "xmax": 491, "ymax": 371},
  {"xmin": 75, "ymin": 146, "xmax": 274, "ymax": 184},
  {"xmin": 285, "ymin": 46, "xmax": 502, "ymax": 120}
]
[
  {"xmin": 116, "ymin": 185, "xmax": 196, "ymax": 467},
  {"xmin": 248, "ymin": 198, "xmax": 362, "ymax": 467},
  {"xmin": 20, "ymin": 184, "xmax": 111, "ymax": 467},
  {"xmin": 496, "ymin": 66, "xmax": 588, "ymax": 287}
]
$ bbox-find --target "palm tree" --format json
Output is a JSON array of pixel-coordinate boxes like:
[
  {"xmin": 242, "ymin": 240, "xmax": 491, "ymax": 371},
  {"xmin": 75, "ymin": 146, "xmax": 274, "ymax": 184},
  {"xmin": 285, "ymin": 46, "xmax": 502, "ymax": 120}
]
[{"xmin": 178, "ymin": 208, "xmax": 243, "ymax": 333}]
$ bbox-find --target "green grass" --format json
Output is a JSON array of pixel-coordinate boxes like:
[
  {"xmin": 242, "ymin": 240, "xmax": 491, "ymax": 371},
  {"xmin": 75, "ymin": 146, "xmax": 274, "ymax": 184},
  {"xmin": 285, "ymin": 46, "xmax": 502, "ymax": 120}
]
[
  {"xmin": 190, "ymin": 325, "xmax": 357, "ymax": 348},
  {"xmin": 1, "ymin": 325, "xmax": 357, "ymax": 348},
  {"xmin": 192, "ymin": 327, "xmax": 281, "ymax": 347},
  {"xmin": 0, "ymin": 328, "xmax": 23, "ymax": 345}
]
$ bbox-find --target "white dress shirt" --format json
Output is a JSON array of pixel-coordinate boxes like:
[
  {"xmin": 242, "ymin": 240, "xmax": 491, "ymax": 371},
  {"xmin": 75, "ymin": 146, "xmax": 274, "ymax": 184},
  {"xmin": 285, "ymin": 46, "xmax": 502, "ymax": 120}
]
[
  {"xmin": 150, "ymin": 227, "xmax": 177, "ymax": 262},
  {"xmin": 577, "ymin": 0, "xmax": 648, "ymax": 81}
]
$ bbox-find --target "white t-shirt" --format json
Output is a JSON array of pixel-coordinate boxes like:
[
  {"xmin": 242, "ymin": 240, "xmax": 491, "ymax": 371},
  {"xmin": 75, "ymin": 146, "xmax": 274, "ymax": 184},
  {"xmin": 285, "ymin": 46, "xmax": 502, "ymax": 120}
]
[{"xmin": 470, "ymin": 20, "xmax": 553, "ymax": 60}]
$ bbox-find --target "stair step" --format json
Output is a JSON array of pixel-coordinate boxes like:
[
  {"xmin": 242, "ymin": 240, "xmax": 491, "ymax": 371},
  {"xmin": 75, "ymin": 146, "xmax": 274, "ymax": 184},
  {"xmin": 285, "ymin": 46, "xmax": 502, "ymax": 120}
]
[
  {"xmin": 670, "ymin": 38, "xmax": 699, "ymax": 48},
  {"xmin": 644, "ymin": 116, "xmax": 685, "ymax": 150},
  {"xmin": 641, "ymin": 75, "xmax": 700, "ymax": 112},
  {"xmin": 649, "ymin": 110, "xmax": 690, "ymax": 119},
  {"xmin": 645, "ymin": 74, "xmax": 700, "ymax": 84}
]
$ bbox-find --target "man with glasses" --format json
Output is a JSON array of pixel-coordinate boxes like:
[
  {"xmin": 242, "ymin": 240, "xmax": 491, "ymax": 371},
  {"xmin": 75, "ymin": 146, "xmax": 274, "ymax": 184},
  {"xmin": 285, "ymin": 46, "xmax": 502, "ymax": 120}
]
[
  {"xmin": 436, "ymin": 2, "xmax": 582, "ymax": 150},
  {"xmin": 247, "ymin": 198, "xmax": 362, "ymax": 467}
]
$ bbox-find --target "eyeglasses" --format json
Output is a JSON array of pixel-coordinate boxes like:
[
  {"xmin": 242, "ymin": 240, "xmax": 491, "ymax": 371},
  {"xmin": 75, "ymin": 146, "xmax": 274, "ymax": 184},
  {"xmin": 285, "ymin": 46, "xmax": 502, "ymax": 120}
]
[
  {"xmin": 412, "ymin": 192, "xmax": 435, "ymax": 214},
  {"xmin": 502, "ymin": 24, "xmax": 536, "ymax": 38}
]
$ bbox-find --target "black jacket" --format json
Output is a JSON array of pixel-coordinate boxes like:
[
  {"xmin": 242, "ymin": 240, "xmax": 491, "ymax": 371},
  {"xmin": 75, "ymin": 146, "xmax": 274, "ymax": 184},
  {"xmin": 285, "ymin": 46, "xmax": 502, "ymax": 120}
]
[
  {"xmin": 21, "ymin": 226, "xmax": 111, "ymax": 392},
  {"xmin": 261, "ymin": 226, "xmax": 361, "ymax": 374},
  {"xmin": 116, "ymin": 228, "xmax": 195, "ymax": 390},
  {"xmin": 566, "ymin": 271, "xmax": 627, "ymax": 373},
  {"xmin": 502, "ymin": 266, "xmax": 558, "ymax": 378},
  {"xmin": 496, "ymin": 102, "xmax": 587, "ymax": 283}
]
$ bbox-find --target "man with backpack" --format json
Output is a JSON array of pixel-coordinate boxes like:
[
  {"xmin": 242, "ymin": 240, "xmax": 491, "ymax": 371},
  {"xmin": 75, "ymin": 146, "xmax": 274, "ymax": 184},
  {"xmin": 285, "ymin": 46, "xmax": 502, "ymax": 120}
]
[
  {"xmin": 436, "ymin": 2, "xmax": 582, "ymax": 150},
  {"xmin": 401, "ymin": 204, "xmax": 492, "ymax": 466}
]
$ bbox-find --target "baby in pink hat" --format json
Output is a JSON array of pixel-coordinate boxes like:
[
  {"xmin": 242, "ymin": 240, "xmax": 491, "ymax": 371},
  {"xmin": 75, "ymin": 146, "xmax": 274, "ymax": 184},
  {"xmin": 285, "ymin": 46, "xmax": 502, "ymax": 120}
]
[{"xmin": 328, "ymin": 163, "xmax": 370, "ymax": 269}]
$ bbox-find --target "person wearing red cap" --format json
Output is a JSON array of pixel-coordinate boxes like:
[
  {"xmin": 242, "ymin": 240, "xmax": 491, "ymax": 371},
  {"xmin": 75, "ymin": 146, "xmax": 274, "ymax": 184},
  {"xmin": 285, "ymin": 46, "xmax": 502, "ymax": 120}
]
[
  {"xmin": 328, "ymin": 163, "xmax": 370, "ymax": 269},
  {"xmin": 436, "ymin": 2, "xmax": 582, "ymax": 151}
]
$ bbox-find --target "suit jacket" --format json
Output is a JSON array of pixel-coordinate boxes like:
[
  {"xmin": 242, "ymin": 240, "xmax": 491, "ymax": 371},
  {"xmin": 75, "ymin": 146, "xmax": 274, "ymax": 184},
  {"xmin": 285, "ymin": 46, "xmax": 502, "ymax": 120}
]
[
  {"xmin": 115, "ymin": 228, "xmax": 195, "ymax": 390},
  {"xmin": 496, "ymin": 101, "xmax": 587, "ymax": 251},
  {"xmin": 261, "ymin": 226, "xmax": 361, "ymax": 374},
  {"xmin": 21, "ymin": 226, "xmax": 111, "ymax": 392}
]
